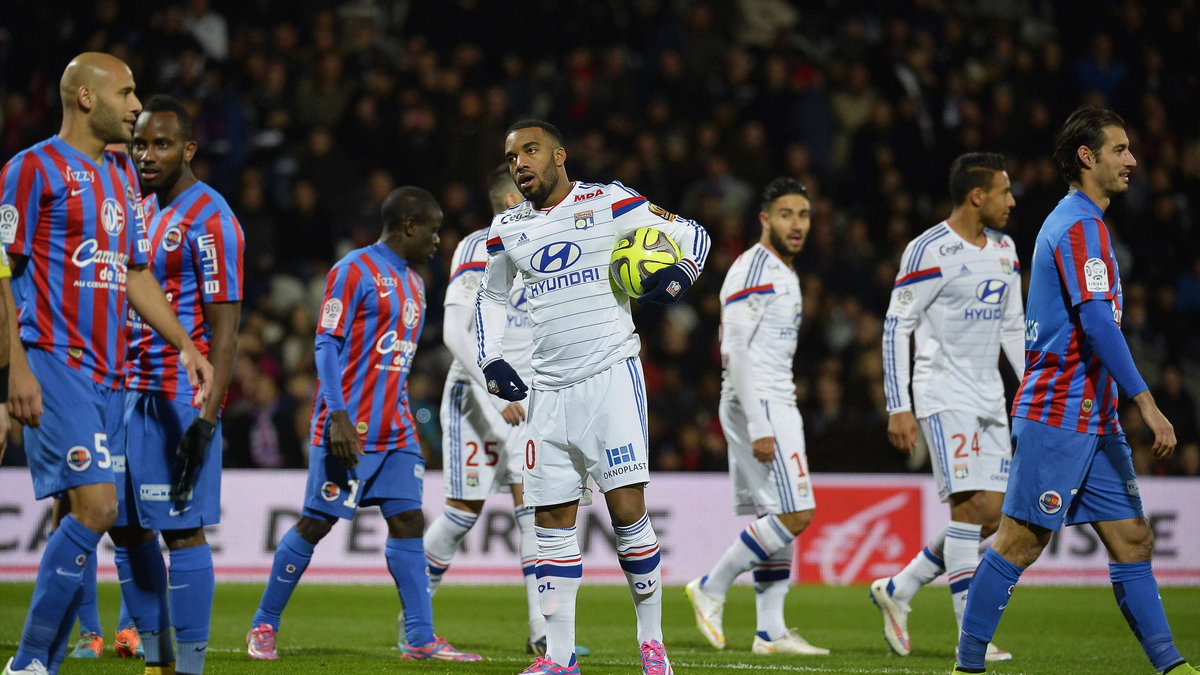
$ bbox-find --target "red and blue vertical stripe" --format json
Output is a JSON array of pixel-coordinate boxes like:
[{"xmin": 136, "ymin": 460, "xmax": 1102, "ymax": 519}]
[
  {"xmin": 0, "ymin": 136, "xmax": 148, "ymax": 388},
  {"xmin": 125, "ymin": 181, "xmax": 244, "ymax": 405}
]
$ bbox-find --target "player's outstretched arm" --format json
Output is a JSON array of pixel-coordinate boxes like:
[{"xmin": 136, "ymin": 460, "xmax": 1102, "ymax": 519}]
[{"xmin": 127, "ymin": 265, "xmax": 214, "ymax": 405}]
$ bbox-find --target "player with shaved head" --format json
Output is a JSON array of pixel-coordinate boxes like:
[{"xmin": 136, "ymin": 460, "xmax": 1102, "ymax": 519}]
[{"xmin": 1, "ymin": 53, "xmax": 213, "ymax": 675}]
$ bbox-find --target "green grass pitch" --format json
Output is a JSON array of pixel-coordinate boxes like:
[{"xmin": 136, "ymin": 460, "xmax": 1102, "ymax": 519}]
[{"xmin": 1, "ymin": 582, "xmax": 1196, "ymax": 673}]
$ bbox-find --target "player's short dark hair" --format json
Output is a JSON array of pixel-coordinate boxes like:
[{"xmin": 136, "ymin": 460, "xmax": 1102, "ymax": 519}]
[
  {"xmin": 381, "ymin": 186, "xmax": 439, "ymax": 232},
  {"xmin": 760, "ymin": 177, "xmax": 809, "ymax": 212},
  {"xmin": 140, "ymin": 94, "xmax": 193, "ymax": 140},
  {"xmin": 506, "ymin": 119, "xmax": 563, "ymax": 148},
  {"xmin": 948, "ymin": 152, "xmax": 1006, "ymax": 204},
  {"xmin": 488, "ymin": 163, "xmax": 518, "ymax": 214},
  {"xmin": 1053, "ymin": 105, "xmax": 1126, "ymax": 184}
]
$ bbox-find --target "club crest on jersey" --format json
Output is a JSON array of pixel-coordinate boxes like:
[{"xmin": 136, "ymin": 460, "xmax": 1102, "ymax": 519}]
[
  {"xmin": 1083, "ymin": 257, "xmax": 1109, "ymax": 292},
  {"xmin": 67, "ymin": 446, "xmax": 92, "ymax": 472},
  {"xmin": 161, "ymin": 226, "xmax": 184, "ymax": 252},
  {"xmin": 101, "ymin": 198, "xmax": 126, "ymax": 235},
  {"xmin": 355, "ymin": 421, "xmax": 368, "ymax": 434},
  {"xmin": 573, "ymin": 210, "xmax": 595, "ymax": 230},
  {"xmin": 530, "ymin": 241, "xmax": 582, "ymax": 274},
  {"xmin": 1081, "ymin": 398, "xmax": 1093, "ymax": 414},
  {"xmin": 0, "ymin": 204, "xmax": 18, "ymax": 244},
  {"xmin": 320, "ymin": 481, "xmax": 340, "ymax": 501},
  {"xmin": 954, "ymin": 463, "xmax": 969, "ymax": 479},
  {"xmin": 466, "ymin": 471, "xmax": 480, "ymax": 487},
  {"xmin": 402, "ymin": 298, "xmax": 420, "ymax": 328},
  {"xmin": 1000, "ymin": 257, "xmax": 1012, "ymax": 274},
  {"xmin": 648, "ymin": 203, "xmax": 677, "ymax": 222},
  {"xmin": 1038, "ymin": 490, "xmax": 1063, "ymax": 515}
]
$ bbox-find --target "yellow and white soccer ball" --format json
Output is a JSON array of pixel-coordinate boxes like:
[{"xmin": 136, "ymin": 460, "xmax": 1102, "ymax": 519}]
[{"xmin": 610, "ymin": 227, "xmax": 681, "ymax": 298}]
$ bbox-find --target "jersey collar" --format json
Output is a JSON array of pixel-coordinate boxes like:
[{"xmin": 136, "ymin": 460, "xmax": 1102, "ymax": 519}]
[
  {"xmin": 1065, "ymin": 188, "xmax": 1103, "ymax": 220},
  {"xmin": 372, "ymin": 242, "xmax": 408, "ymax": 271}
]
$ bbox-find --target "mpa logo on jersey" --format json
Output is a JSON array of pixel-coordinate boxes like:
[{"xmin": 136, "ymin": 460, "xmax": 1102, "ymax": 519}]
[
  {"xmin": 402, "ymin": 298, "xmax": 420, "ymax": 328},
  {"xmin": 101, "ymin": 198, "xmax": 126, "ymax": 235},
  {"xmin": 320, "ymin": 481, "xmax": 341, "ymax": 501},
  {"xmin": 530, "ymin": 241, "xmax": 582, "ymax": 274},
  {"xmin": 1038, "ymin": 490, "xmax": 1063, "ymax": 515},
  {"xmin": 975, "ymin": 279, "xmax": 1007, "ymax": 304},
  {"xmin": 161, "ymin": 226, "xmax": 184, "ymax": 252},
  {"xmin": 66, "ymin": 446, "xmax": 93, "ymax": 472},
  {"xmin": 573, "ymin": 210, "xmax": 595, "ymax": 230},
  {"xmin": 574, "ymin": 189, "xmax": 603, "ymax": 203},
  {"xmin": 1083, "ymin": 258, "xmax": 1109, "ymax": 293}
]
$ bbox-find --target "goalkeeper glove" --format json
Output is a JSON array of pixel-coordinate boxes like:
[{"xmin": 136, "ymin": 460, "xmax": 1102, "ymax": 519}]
[
  {"xmin": 637, "ymin": 263, "xmax": 692, "ymax": 305},
  {"xmin": 174, "ymin": 418, "xmax": 216, "ymax": 508},
  {"xmin": 482, "ymin": 359, "xmax": 528, "ymax": 401}
]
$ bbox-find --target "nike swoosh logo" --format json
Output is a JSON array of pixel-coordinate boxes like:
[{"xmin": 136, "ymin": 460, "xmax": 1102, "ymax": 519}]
[
  {"xmin": 379, "ymin": 290, "xmax": 394, "ymax": 297},
  {"xmin": 168, "ymin": 583, "xmax": 190, "ymax": 590},
  {"xmin": 56, "ymin": 568, "xmax": 84, "ymax": 578},
  {"xmin": 169, "ymin": 506, "xmax": 192, "ymax": 516},
  {"xmin": 70, "ymin": 188, "xmax": 88, "ymax": 197},
  {"xmin": 275, "ymin": 577, "xmax": 297, "ymax": 584},
  {"xmin": 118, "ymin": 577, "xmax": 133, "ymax": 584}
]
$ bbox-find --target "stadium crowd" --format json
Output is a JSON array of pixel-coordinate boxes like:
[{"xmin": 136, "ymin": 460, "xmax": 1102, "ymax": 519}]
[{"xmin": 1, "ymin": 0, "xmax": 1198, "ymax": 476}]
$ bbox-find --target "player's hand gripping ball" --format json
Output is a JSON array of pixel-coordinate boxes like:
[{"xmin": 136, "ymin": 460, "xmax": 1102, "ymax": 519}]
[{"xmin": 610, "ymin": 227, "xmax": 682, "ymax": 299}]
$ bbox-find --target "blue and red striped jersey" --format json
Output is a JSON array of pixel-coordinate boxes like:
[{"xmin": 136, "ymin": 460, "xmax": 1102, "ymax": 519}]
[
  {"xmin": 0, "ymin": 136, "xmax": 149, "ymax": 388},
  {"xmin": 1012, "ymin": 190, "xmax": 1123, "ymax": 434},
  {"xmin": 310, "ymin": 243, "xmax": 426, "ymax": 453},
  {"xmin": 125, "ymin": 181, "xmax": 245, "ymax": 405}
]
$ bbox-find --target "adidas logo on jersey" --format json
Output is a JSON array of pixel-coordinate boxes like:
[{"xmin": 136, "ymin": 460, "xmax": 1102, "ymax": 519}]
[{"xmin": 516, "ymin": 233, "xmax": 530, "ymax": 246}]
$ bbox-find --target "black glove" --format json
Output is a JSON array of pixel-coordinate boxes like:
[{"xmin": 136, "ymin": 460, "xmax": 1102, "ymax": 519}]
[
  {"xmin": 174, "ymin": 418, "xmax": 216, "ymax": 508},
  {"xmin": 637, "ymin": 263, "xmax": 692, "ymax": 305},
  {"xmin": 482, "ymin": 359, "xmax": 528, "ymax": 401}
]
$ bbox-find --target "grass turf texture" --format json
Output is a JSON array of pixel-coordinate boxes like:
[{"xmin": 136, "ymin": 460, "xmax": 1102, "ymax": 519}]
[{"xmin": 1, "ymin": 582, "xmax": 1196, "ymax": 674}]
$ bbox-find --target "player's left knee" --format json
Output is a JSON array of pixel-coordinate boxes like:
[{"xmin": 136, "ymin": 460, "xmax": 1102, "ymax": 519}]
[
  {"xmin": 386, "ymin": 509, "xmax": 425, "ymax": 539},
  {"xmin": 161, "ymin": 527, "xmax": 207, "ymax": 551},
  {"xmin": 778, "ymin": 508, "xmax": 814, "ymax": 535}
]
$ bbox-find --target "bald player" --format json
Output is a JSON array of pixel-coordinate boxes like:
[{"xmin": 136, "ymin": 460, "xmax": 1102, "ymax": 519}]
[{"xmin": 1, "ymin": 53, "xmax": 213, "ymax": 675}]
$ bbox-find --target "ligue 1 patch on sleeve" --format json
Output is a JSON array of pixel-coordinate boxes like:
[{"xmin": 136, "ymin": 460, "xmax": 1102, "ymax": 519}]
[
  {"xmin": 1083, "ymin": 257, "xmax": 1109, "ymax": 292},
  {"xmin": 0, "ymin": 204, "xmax": 18, "ymax": 244},
  {"xmin": 320, "ymin": 298, "xmax": 343, "ymax": 329}
]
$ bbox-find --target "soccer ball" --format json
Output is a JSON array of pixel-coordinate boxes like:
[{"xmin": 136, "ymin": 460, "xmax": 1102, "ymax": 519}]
[{"xmin": 610, "ymin": 227, "xmax": 681, "ymax": 298}]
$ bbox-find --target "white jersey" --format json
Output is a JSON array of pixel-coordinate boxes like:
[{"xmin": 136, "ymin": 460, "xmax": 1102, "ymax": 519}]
[
  {"xmin": 719, "ymin": 243, "xmax": 802, "ymax": 404},
  {"xmin": 477, "ymin": 180, "xmax": 710, "ymax": 389},
  {"xmin": 883, "ymin": 222, "xmax": 1025, "ymax": 423},
  {"xmin": 445, "ymin": 228, "xmax": 533, "ymax": 383}
]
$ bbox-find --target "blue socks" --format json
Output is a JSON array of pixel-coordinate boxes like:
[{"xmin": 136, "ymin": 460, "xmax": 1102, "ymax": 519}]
[
  {"xmin": 115, "ymin": 538, "xmax": 172, "ymax": 665},
  {"xmin": 1110, "ymin": 561, "xmax": 1185, "ymax": 672},
  {"xmin": 386, "ymin": 537, "xmax": 435, "ymax": 647},
  {"xmin": 170, "ymin": 545, "xmax": 215, "ymax": 675},
  {"xmin": 957, "ymin": 547, "xmax": 1023, "ymax": 670},
  {"xmin": 13, "ymin": 514, "xmax": 99, "ymax": 671},
  {"xmin": 77, "ymin": 553, "xmax": 102, "ymax": 636},
  {"xmin": 252, "ymin": 528, "xmax": 315, "ymax": 632}
]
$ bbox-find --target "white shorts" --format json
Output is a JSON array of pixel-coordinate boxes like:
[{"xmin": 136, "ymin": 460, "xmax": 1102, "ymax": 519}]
[
  {"xmin": 523, "ymin": 357, "xmax": 649, "ymax": 507},
  {"xmin": 920, "ymin": 410, "xmax": 1011, "ymax": 502},
  {"xmin": 719, "ymin": 398, "xmax": 816, "ymax": 516},
  {"xmin": 440, "ymin": 378, "xmax": 527, "ymax": 501}
]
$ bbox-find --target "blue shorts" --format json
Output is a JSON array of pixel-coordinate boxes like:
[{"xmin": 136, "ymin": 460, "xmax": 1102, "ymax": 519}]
[
  {"xmin": 1003, "ymin": 418, "xmax": 1144, "ymax": 530},
  {"xmin": 301, "ymin": 445, "xmax": 424, "ymax": 521},
  {"xmin": 116, "ymin": 391, "xmax": 222, "ymax": 530},
  {"xmin": 24, "ymin": 348, "xmax": 125, "ymax": 500}
]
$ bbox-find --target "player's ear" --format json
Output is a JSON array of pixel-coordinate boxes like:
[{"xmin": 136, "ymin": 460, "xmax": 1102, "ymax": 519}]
[
  {"xmin": 1076, "ymin": 145, "xmax": 1093, "ymax": 171},
  {"xmin": 183, "ymin": 140, "xmax": 198, "ymax": 162},
  {"xmin": 758, "ymin": 211, "xmax": 769, "ymax": 229},
  {"xmin": 76, "ymin": 86, "xmax": 93, "ymax": 113},
  {"xmin": 969, "ymin": 186, "xmax": 984, "ymax": 207},
  {"xmin": 555, "ymin": 145, "xmax": 566, "ymax": 167}
]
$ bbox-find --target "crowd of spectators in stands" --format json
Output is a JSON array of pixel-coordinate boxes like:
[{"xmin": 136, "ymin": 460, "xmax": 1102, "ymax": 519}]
[{"xmin": 2, "ymin": 0, "xmax": 1198, "ymax": 476}]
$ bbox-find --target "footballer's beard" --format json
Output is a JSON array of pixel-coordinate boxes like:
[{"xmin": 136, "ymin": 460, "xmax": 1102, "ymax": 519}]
[
  {"xmin": 522, "ymin": 167, "xmax": 560, "ymax": 208},
  {"xmin": 769, "ymin": 227, "xmax": 803, "ymax": 258},
  {"xmin": 90, "ymin": 101, "xmax": 132, "ymax": 145},
  {"xmin": 147, "ymin": 164, "xmax": 185, "ymax": 198}
]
